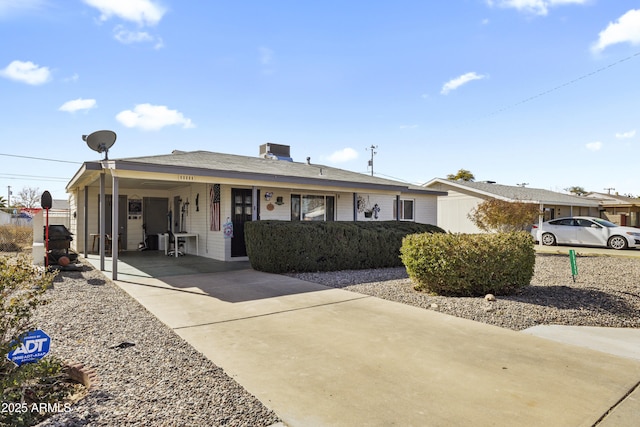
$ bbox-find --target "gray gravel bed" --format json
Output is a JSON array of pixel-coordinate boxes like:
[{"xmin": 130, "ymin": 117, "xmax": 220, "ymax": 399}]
[
  {"xmin": 288, "ymin": 254, "xmax": 640, "ymax": 331},
  {"xmin": 32, "ymin": 262, "xmax": 280, "ymax": 427}
]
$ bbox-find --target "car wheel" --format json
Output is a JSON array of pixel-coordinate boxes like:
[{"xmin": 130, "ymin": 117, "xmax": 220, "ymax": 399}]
[
  {"xmin": 608, "ymin": 235, "xmax": 628, "ymax": 250},
  {"xmin": 541, "ymin": 233, "xmax": 556, "ymax": 246}
]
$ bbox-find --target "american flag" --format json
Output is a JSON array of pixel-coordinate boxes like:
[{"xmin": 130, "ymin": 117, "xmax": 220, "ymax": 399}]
[{"xmin": 210, "ymin": 184, "xmax": 220, "ymax": 231}]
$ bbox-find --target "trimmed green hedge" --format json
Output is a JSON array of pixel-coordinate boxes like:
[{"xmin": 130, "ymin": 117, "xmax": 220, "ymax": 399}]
[
  {"xmin": 400, "ymin": 232, "xmax": 535, "ymax": 296},
  {"xmin": 245, "ymin": 221, "xmax": 444, "ymax": 273}
]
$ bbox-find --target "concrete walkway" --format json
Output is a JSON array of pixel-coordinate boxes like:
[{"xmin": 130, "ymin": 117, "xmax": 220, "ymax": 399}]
[{"xmin": 88, "ymin": 254, "xmax": 640, "ymax": 426}]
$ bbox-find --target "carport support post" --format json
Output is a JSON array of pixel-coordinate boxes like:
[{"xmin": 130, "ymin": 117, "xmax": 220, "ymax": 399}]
[
  {"xmin": 112, "ymin": 175, "xmax": 119, "ymax": 281},
  {"xmin": 252, "ymin": 186, "xmax": 258, "ymax": 221},
  {"xmin": 353, "ymin": 193, "xmax": 358, "ymax": 221},
  {"xmin": 83, "ymin": 185, "xmax": 89, "ymax": 258},
  {"xmin": 99, "ymin": 172, "xmax": 106, "ymax": 271}
]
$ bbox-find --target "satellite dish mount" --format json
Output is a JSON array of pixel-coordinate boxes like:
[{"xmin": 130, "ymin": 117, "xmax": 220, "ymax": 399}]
[{"xmin": 83, "ymin": 130, "xmax": 117, "ymax": 160}]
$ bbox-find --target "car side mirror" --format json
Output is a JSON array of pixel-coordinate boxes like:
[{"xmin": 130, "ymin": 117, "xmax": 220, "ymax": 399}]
[{"xmin": 591, "ymin": 224, "xmax": 600, "ymax": 229}]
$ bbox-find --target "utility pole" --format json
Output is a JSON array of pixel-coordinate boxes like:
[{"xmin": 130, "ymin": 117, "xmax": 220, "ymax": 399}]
[
  {"xmin": 604, "ymin": 187, "xmax": 615, "ymax": 195},
  {"xmin": 7, "ymin": 186, "xmax": 11, "ymax": 207},
  {"xmin": 367, "ymin": 145, "xmax": 378, "ymax": 176}
]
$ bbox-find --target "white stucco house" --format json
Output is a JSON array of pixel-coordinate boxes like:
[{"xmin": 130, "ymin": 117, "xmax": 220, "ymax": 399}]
[
  {"xmin": 65, "ymin": 144, "xmax": 445, "ymax": 272},
  {"xmin": 422, "ymin": 178, "xmax": 601, "ymax": 233}
]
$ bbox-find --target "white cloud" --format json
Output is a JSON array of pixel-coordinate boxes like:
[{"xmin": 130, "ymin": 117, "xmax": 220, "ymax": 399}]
[
  {"xmin": 327, "ymin": 148, "xmax": 359, "ymax": 163},
  {"xmin": 486, "ymin": 0, "xmax": 588, "ymax": 16},
  {"xmin": 0, "ymin": 60, "xmax": 51, "ymax": 85},
  {"xmin": 591, "ymin": 9, "xmax": 640, "ymax": 53},
  {"xmin": 63, "ymin": 73, "xmax": 79, "ymax": 83},
  {"xmin": 116, "ymin": 103, "xmax": 195, "ymax": 131},
  {"xmin": 615, "ymin": 129, "xmax": 636, "ymax": 139},
  {"xmin": 59, "ymin": 98, "xmax": 97, "ymax": 113},
  {"xmin": 83, "ymin": 0, "xmax": 166, "ymax": 26},
  {"xmin": 441, "ymin": 72, "xmax": 486, "ymax": 95},
  {"xmin": 586, "ymin": 141, "xmax": 602, "ymax": 151},
  {"xmin": 113, "ymin": 25, "xmax": 163, "ymax": 48},
  {"xmin": 59, "ymin": 98, "xmax": 96, "ymax": 113}
]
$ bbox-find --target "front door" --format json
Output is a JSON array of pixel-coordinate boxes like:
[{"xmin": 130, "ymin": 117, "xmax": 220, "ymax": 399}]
[{"xmin": 231, "ymin": 188, "xmax": 257, "ymax": 257}]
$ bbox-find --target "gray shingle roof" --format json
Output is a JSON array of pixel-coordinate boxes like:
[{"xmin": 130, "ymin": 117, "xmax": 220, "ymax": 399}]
[
  {"xmin": 108, "ymin": 150, "xmax": 444, "ymax": 194},
  {"xmin": 425, "ymin": 179, "xmax": 600, "ymax": 207}
]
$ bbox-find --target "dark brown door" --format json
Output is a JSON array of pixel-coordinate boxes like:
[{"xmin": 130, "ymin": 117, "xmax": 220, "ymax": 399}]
[{"xmin": 231, "ymin": 188, "xmax": 256, "ymax": 257}]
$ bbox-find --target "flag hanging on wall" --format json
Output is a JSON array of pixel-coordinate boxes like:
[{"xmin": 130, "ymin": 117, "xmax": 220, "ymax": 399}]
[{"xmin": 210, "ymin": 184, "xmax": 221, "ymax": 231}]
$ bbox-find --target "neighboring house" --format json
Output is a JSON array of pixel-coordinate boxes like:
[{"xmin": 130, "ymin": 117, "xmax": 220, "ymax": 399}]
[
  {"xmin": 422, "ymin": 178, "xmax": 601, "ymax": 233},
  {"xmin": 584, "ymin": 192, "xmax": 640, "ymax": 227},
  {"xmin": 66, "ymin": 144, "xmax": 445, "ymax": 262}
]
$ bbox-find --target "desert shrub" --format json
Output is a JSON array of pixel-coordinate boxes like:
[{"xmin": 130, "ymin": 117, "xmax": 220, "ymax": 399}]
[
  {"xmin": 400, "ymin": 232, "xmax": 535, "ymax": 296},
  {"xmin": 245, "ymin": 221, "xmax": 444, "ymax": 273},
  {"xmin": 0, "ymin": 225, "xmax": 33, "ymax": 253},
  {"xmin": 468, "ymin": 199, "xmax": 540, "ymax": 232},
  {"xmin": 1, "ymin": 255, "xmax": 61, "ymax": 427}
]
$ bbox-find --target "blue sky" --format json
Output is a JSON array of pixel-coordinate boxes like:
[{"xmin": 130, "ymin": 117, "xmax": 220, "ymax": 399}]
[{"xmin": 1, "ymin": 0, "xmax": 639, "ymax": 202}]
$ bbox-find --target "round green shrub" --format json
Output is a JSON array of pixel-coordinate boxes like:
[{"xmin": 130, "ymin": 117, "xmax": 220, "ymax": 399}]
[{"xmin": 400, "ymin": 232, "xmax": 535, "ymax": 297}]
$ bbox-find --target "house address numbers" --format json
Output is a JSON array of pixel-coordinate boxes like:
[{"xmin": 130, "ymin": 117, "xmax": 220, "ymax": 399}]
[{"xmin": 178, "ymin": 175, "xmax": 195, "ymax": 181}]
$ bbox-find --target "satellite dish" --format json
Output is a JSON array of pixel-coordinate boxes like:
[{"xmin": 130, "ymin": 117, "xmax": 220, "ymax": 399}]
[{"xmin": 83, "ymin": 130, "xmax": 116, "ymax": 160}]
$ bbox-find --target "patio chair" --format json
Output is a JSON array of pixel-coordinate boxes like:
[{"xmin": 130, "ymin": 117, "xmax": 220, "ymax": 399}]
[{"xmin": 167, "ymin": 230, "xmax": 185, "ymax": 256}]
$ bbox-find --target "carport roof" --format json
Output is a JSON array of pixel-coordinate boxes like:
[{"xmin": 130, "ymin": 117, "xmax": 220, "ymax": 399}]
[{"xmin": 68, "ymin": 150, "xmax": 446, "ymax": 195}]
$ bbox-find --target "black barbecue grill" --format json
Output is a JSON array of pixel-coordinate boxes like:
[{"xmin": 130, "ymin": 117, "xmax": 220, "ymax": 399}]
[{"xmin": 44, "ymin": 225, "xmax": 77, "ymax": 264}]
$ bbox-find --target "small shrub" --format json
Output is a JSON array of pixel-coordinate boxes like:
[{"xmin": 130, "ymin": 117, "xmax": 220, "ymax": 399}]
[{"xmin": 400, "ymin": 232, "xmax": 535, "ymax": 297}]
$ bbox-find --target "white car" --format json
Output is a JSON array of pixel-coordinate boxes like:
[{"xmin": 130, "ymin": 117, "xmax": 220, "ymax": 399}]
[{"xmin": 531, "ymin": 216, "xmax": 640, "ymax": 250}]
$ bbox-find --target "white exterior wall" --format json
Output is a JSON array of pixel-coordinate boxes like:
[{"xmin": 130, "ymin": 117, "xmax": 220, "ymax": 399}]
[
  {"xmin": 259, "ymin": 187, "xmax": 292, "ymax": 221},
  {"xmin": 414, "ymin": 194, "xmax": 438, "ymax": 225},
  {"xmin": 433, "ymin": 187, "xmax": 484, "ymax": 233},
  {"xmin": 336, "ymin": 192, "xmax": 354, "ymax": 221},
  {"xmin": 354, "ymin": 193, "xmax": 395, "ymax": 221}
]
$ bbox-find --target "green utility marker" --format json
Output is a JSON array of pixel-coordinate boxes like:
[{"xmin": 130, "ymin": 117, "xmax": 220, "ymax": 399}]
[{"xmin": 569, "ymin": 249, "xmax": 578, "ymax": 282}]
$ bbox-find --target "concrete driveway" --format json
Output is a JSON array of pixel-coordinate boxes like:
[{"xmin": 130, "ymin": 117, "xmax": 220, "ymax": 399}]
[{"xmin": 90, "ymin": 253, "xmax": 640, "ymax": 426}]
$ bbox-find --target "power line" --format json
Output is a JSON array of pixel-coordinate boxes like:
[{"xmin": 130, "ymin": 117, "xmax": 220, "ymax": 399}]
[
  {"xmin": 0, "ymin": 153, "xmax": 82, "ymax": 164},
  {"xmin": 0, "ymin": 173, "xmax": 69, "ymax": 181},
  {"xmin": 479, "ymin": 50, "xmax": 640, "ymax": 119}
]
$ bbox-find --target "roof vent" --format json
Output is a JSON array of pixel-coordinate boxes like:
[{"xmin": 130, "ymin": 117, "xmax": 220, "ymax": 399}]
[
  {"xmin": 259, "ymin": 143, "xmax": 293, "ymax": 162},
  {"xmin": 484, "ymin": 180, "xmax": 496, "ymax": 184}
]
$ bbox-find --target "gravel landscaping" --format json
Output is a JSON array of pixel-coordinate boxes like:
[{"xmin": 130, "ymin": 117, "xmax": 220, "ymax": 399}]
[
  {"xmin": 27, "ymin": 252, "xmax": 639, "ymax": 425},
  {"xmin": 32, "ymin": 263, "xmax": 281, "ymax": 427},
  {"xmin": 289, "ymin": 253, "xmax": 640, "ymax": 331}
]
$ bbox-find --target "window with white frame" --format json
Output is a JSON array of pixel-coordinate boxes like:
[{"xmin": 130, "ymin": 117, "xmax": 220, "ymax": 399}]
[
  {"xmin": 394, "ymin": 199, "xmax": 414, "ymax": 221},
  {"xmin": 291, "ymin": 194, "xmax": 335, "ymax": 221}
]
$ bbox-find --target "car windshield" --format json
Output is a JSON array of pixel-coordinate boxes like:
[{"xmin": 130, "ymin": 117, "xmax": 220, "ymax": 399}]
[{"xmin": 591, "ymin": 218, "xmax": 618, "ymax": 228}]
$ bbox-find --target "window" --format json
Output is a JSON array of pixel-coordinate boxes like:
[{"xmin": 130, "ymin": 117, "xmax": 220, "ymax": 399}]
[
  {"xmin": 394, "ymin": 199, "xmax": 414, "ymax": 221},
  {"xmin": 291, "ymin": 195, "xmax": 335, "ymax": 221},
  {"xmin": 550, "ymin": 219, "xmax": 575, "ymax": 226}
]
